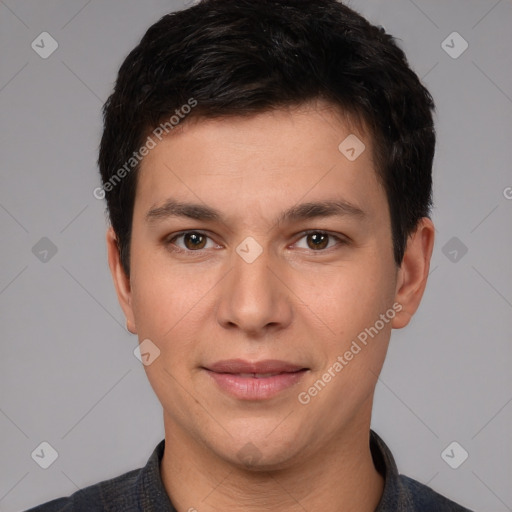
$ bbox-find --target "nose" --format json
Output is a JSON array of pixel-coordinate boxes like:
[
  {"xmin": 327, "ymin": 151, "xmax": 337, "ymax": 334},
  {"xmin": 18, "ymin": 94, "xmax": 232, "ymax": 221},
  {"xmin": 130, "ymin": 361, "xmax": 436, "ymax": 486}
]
[{"xmin": 215, "ymin": 244, "xmax": 293, "ymax": 338}]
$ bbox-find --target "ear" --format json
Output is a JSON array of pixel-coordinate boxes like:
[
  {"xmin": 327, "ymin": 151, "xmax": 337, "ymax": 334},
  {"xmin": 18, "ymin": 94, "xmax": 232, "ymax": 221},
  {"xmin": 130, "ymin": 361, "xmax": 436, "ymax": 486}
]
[
  {"xmin": 392, "ymin": 217, "xmax": 435, "ymax": 329},
  {"xmin": 106, "ymin": 227, "xmax": 137, "ymax": 334}
]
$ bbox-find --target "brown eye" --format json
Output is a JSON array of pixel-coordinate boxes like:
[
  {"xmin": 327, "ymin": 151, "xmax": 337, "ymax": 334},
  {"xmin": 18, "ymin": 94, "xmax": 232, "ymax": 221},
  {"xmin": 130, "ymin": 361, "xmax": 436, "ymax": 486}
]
[
  {"xmin": 183, "ymin": 232, "xmax": 207, "ymax": 250},
  {"xmin": 306, "ymin": 232, "xmax": 329, "ymax": 250},
  {"xmin": 166, "ymin": 231, "xmax": 220, "ymax": 255},
  {"xmin": 294, "ymin": 231, "xmax": 347, "ymax": 252}
]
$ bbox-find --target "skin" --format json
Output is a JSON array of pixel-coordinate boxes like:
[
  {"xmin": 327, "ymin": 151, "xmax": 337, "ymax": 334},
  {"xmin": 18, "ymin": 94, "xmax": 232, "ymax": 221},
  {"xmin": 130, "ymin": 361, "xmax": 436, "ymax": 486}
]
[{"xmin": 107, "ymin": 100, "xmax": 435, "ymax": 512}]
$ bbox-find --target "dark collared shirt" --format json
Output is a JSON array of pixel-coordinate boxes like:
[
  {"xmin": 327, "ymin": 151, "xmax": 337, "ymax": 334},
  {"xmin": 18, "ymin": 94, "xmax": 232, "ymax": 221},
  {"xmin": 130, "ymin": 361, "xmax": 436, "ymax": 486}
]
[{"xmin": 26, "ymin": 430, "xmax": 474, "ymax": 511}]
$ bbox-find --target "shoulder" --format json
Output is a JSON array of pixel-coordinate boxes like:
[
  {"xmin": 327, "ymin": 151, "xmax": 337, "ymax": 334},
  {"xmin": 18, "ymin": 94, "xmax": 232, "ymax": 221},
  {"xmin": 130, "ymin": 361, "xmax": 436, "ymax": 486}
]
[
  {"xmin": 370, "ymin": 430, "xmax": 474, "ymax": 512},
  {"xmin": 23, "ymin": 467, "xmax": 142, "ymax": 512},
  {"xmin": 24, "ymin": 440, "xmax": 170, "ymax": 512},
  {"xmin": 398, "ymin": 474, "xmax": 474, "ymax": 512}
]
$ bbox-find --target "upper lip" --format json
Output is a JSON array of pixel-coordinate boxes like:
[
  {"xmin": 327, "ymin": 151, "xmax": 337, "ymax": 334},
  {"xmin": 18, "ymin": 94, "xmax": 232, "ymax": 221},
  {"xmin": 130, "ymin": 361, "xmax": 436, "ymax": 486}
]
[{"xmin": 205, "ymin": 359, "xmax": 307, "ymax": 374}]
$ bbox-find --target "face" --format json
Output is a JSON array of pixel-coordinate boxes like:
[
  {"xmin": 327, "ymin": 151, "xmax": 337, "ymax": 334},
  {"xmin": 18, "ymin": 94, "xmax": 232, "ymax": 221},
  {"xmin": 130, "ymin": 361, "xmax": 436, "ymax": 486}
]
[{"xmin": 108, "ymin": 101, "xmax": 432, "ymax": 470}]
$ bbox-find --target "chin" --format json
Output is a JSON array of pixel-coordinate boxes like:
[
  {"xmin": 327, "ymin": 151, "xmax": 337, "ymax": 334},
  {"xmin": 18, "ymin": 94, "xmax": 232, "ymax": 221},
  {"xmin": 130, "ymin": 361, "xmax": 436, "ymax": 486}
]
[{"xmin": 214, "ymin": 436, "xmax": 304, "ymax": 472}]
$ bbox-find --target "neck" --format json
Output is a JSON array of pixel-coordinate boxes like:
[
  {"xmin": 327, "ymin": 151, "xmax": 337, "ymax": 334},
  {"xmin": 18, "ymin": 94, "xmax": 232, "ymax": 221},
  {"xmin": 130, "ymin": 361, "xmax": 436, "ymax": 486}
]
[{"xmin": 160, "ymin": 413, "xmax": 384, "ymax": 512}]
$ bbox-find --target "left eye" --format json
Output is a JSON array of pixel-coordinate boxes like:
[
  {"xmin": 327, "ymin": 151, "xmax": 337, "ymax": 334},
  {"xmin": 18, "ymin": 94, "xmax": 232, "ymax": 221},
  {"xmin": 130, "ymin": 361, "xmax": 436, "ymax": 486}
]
[
  {"xmin": 294, "ymin": 231, "xmax": 344, "ymax": 251},
  {"xmin": 168, "ymin": 231, "xmax": 217, "ymax": 251}
]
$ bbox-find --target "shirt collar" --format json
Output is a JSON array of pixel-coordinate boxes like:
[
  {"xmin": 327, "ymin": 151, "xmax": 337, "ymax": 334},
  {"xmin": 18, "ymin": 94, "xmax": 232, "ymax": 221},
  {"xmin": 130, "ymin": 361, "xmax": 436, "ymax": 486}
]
[
  {"xmin": 370, "ymin": 429, "xmax": 414, "ymax": 510},
  {"xmin": 134, "ymin": 439, "xmax": 176, "ymax": 511}
]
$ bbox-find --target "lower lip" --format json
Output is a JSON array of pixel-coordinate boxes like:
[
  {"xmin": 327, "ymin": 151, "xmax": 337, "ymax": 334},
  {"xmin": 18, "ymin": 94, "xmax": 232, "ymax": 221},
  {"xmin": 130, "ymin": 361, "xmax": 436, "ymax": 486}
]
[{"xmin": 205, "ymin": 369, "xmax": 307, "ymax": 400}]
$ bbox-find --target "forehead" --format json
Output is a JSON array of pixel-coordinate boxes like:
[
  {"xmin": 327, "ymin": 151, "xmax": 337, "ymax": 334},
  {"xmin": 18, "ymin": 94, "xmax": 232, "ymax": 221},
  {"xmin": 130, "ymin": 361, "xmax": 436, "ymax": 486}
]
[{"xmin": 134, "ymin": 102, "xmax": 387, "ymax": 225}]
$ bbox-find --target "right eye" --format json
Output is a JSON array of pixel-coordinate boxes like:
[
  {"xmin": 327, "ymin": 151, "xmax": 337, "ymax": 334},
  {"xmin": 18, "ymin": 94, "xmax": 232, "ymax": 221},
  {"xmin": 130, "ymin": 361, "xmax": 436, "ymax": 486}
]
[{"xmin": 166, "ymin": 231, "xmax": 221, "ymax": 253}]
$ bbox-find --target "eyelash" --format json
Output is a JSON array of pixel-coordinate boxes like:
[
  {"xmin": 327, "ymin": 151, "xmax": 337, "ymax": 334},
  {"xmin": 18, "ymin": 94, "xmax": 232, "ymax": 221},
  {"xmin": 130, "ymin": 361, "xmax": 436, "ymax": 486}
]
[{"xmin": 165, "ymin": 230, "xmax": 349, "ymax": 255}]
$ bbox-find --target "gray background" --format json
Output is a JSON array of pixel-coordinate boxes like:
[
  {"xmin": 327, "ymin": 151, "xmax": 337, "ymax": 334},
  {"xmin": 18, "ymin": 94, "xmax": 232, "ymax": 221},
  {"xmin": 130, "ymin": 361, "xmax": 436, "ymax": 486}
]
[{"xmin": 1, "ymin": 0, "xmax": 511, "ymax": 511}]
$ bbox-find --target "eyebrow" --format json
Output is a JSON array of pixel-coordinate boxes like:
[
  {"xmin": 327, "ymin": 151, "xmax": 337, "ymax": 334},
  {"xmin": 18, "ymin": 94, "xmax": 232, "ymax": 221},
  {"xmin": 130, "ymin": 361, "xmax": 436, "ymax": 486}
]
[{"xmin": 145, "ymin": 198, "xmax": 365, "ymax": 225}]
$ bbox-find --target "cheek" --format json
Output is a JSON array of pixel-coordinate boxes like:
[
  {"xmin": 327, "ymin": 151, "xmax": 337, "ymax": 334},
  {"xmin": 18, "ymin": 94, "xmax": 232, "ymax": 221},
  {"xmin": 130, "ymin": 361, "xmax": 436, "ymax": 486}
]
[
  {"xmin": 299, "ymin": 262, "xmax": 396, "ymax": 403},
  {"xmin": 129, "ymin": 246, "xmax": 185, "ymax": 337},
  {"xmin": 292, "ymin": 255, "xmax": 396, "ymax": 340},
  {"xmin": 129, "ymin": 243, "xmax": 222, "ymax": 348}
]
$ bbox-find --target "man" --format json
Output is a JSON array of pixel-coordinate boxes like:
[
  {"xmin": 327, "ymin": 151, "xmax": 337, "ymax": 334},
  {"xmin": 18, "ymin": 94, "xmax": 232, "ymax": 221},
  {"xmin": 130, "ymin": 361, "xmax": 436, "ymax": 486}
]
[{"xmin": 28, "ymin": 0, "xmax": 474, "ymax": 510}]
